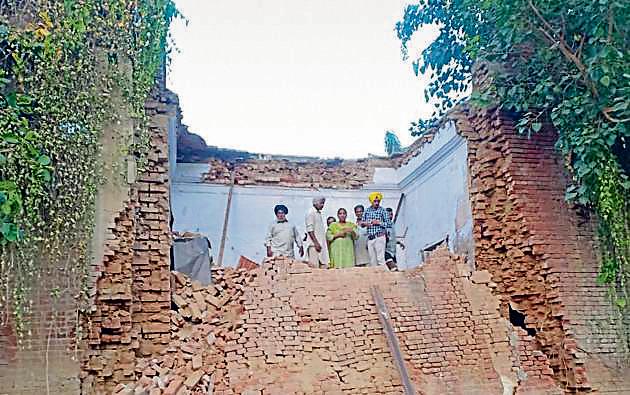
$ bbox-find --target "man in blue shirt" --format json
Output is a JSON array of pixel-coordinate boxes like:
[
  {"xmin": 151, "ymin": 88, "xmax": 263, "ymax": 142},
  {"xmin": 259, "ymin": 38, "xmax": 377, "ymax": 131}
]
[{"xmin": 361, "ymin": 192, "xmax": 391, "ymax": 266}]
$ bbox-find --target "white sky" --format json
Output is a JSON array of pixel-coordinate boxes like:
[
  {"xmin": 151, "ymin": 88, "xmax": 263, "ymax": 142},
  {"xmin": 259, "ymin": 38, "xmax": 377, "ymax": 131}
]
[{"xmin": 167, "ymin": 0, "xmax": 437, "ymax": 158}]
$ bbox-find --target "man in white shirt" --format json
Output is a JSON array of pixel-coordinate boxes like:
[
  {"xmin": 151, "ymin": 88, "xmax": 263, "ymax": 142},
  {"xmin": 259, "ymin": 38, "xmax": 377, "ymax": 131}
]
[
  {"xmin": 265, "ymin": 205, "xmax": 303, "ymax": 258},
  {"xmin": 305, "ymin": 196, "xmax": 329, "ymax": 268}
]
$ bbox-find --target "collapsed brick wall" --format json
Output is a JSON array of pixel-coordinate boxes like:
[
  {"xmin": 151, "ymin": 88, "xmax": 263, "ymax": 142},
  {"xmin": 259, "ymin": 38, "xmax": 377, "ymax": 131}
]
[
  {"xmin": 102, "ymin": 267, "xmax": 255, "ymax": 395},
  {"xmin": 81, "ymin": 87, "xmax": 175, "ymax": 394},
  {"xmin": 197, "ymin": 132, "xmax": 437, "ymax": 189},
  {"xmin": 202, "ymin": 156, "xmax": 394, "ymax": 189},
  {"xmin": 399, "ymin": 250, "xmax": 558, "ymax": 395},
  {"xmin": 452, "ymin": 104, "xmax": 630, "ymax": 392},
  {"xmin": 218, "ymin": 251, "xmax": 561, "ymax": 395},
  {"xmin": 76, "ymin": 88, "xmax": 630, "ymax": 395},
  {"xmin": 178, "ymin": 102, "xmax": 442, "ymax": 190},
  {"xmin": 107, "ymin": 250, "xmax": 567, "ymax": 395}
]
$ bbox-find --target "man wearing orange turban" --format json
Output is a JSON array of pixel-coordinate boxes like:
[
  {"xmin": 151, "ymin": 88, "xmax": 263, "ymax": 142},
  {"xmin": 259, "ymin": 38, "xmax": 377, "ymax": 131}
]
[{"xmin": 362, "ymin": 192, "xmax": 391, "ymax": 267}]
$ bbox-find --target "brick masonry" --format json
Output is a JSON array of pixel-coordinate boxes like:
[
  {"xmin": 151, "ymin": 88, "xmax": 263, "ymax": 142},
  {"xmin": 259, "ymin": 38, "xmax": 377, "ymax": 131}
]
[
  {"xmin": 197, "ymin": 131, "xmax": 436, "ymax": 189},
  {"xmin": 84, "ymin": 96, "xmax": 629, "ymax": 394},
  {"xmin": 189, "ymin": 124, "xmax": 434, "ymax": 190},
  {"xmin": 201, "ymin": 156, "xmax": 394, "ymax": 189},
  {"xmin": 451, "ymin": 100, "xmax": 630, "ymax": 392},
  {"xmin": 227, "ymin": 251, "xmax": 563, "ymax": 395},
  {"xmin": 0, "ymin": 267, "xmax": 83, "ymax": 394},
  {"xmin": 80, "ymin": 86, "xmax": 175, "ymax": 394},
  {"xmin": 108, "ymin": 250, "xmax": 567, "ymax": 394}
]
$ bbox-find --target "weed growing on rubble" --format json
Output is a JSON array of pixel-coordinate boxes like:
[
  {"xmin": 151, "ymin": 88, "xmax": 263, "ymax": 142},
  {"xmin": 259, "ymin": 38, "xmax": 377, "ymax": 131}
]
[
  {"xmin": 397, "ymin": 0, "xmax": 629, "ymax": 308},
  {"xmin": 0, "ymin": 0, "xmax": 179, "ymax": 336}
]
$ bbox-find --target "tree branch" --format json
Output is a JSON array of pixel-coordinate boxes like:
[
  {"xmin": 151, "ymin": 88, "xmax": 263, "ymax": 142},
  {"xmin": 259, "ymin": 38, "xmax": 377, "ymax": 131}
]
[
  {"xmin": 528, "ymin": 0, "xmax": 599, "ymax": 99},
  {"xmin": 602, "ymin": 107, "xmax": 630, "ymax": 124},
  {"xmin": 576, "ymin": 34, "xmax": 585, "ymax": 61},
  {"xmin": 607, "ymin": 4, "xmax": 614, "ymax": 44}
]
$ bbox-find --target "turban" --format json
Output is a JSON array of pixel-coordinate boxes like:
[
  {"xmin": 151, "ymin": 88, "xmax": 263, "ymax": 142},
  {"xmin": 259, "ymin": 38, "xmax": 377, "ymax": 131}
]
[
  {"xmin": 274, "ymin": 204, "xmax": 288, "ymax": 214},
  {"xmin": 312, "ymin": 196, "xmax": 326, "ymax": 204},
  {"xmin": 368, "ymin": 192, "xmax": 383, "ymax": 203}
]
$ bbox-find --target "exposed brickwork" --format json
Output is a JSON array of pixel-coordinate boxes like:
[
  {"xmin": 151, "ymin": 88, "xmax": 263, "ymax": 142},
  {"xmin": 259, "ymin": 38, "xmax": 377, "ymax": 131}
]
[
  {"xmin": 398, "ymin": 248, "xmax": 559, "ymax": 395},
  {"xmin": 80, "ymin": 88, "xmax": 175, "ymax": 394},
  {"xmin": 206, "ymin": 251, "xmax": 559, "ymax": 394},
  {"xmin": 107, "ymin": 267, "xmax": 255, "ymax": 395},
  {"xmin": 82, "ymin": 198, "xmax": 136, "ymax": 391},
  {"xmin": 202, "ymin": 156, "xmax": 393, "ymax": 189},
  {"xmin": 511, "ymin": 328, "xmax": 560, "ymax": 395},
  {"xmin": 196, "ymin": 132, "xmax": 436, "ymax": 189},
  {"xmin": 452, "ymin": 104, "xmax": 630, "ymax": 392},
  {"xmin": 180, "ymin": 107, "xmax": 440, "ymax": 190}
]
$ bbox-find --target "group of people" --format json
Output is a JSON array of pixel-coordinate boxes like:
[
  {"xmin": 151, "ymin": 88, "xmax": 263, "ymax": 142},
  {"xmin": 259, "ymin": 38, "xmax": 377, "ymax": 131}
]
[{"xmin": 264, "ymin": 192, "xmax": 404, "ymax": 270}]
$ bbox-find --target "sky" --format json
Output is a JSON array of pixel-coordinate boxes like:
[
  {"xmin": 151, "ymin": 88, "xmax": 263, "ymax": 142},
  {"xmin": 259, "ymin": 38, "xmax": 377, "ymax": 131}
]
[{"xmin": 167, "ymin": 0, "xmax": 437, "ymax": 158}]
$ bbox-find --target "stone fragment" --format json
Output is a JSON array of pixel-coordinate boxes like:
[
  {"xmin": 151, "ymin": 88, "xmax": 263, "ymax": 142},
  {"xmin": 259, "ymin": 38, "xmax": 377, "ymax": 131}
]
[
  {"xmin": 471, "ymin": 270, "xmax": 492, "ymax": 284},
  {"xmin": 184, "ymin": 370, "xmax": 204, "ymax": 388},
  {"xmin": 192, "ymin": 354, "xmax": 202, "ymax": 370},
  {"xmin": 163, "ymin": 376, "xmax": 184, "ymax": 395},
  {"xmin": 172, "ymin": 294, "xmax": 188, "ymax": 308}
]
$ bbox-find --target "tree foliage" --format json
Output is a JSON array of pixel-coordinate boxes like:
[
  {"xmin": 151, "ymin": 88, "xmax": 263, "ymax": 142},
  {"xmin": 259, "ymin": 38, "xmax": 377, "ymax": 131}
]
[
  {"xmin": 384, "ymin": 130, "xmax": 404, "ymax": 156},
  {"xmin": 397, "ymin": 0, "xmax": 629, "ymax": 298},
  {"xmin": 0, "ymin": 0, "xmax": 178, "ymax": 334}
]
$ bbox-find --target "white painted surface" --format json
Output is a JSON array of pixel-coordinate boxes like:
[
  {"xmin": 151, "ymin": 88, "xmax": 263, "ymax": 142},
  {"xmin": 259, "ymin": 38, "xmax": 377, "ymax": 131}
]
[
  {"xmin": 172, "ymin": 180, "xmax": 400, "ymax": 266},
  {"xmin": 171, "ymin": 122, "xmax": 473, "ymax": 268},
  {"xmin": 396, "ymin": 125, "xmax": 473, "ymax": 269}
]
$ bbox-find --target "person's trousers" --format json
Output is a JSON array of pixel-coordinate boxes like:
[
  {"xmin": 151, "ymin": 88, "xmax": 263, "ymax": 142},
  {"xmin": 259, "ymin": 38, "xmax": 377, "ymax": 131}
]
[
  {"xmin": 307, "ymin": 246, "xmax": 326, "ymax": 268},
  {"xmin": 367, "ymin": 235, "xmax": 386, "ymax": 266}
]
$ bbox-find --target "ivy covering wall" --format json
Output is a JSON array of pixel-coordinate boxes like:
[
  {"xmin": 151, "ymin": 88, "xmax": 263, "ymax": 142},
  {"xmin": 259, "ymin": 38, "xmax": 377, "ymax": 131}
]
[{"xmin": 0, "ymin": 0, "xmax": 178, "ymax": 335}]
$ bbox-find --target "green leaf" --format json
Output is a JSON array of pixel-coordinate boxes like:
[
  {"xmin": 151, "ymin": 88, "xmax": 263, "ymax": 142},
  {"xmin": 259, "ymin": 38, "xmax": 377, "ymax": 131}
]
[
  {"xmin": 3, "ymin": 134, "xmax": 20, "ymax": 144},
  {"xmin": 37, "ymin": 155, "xmax": 51, "ymax": 166},
  {"xmin": 39, "ymin": 169, "xmax": 51, "ymax": 182},
  {"xmin": 4, "ymin": 226, "xmax": 18, "ymax": 241},
  {"xmin": 600, "ymin": 75, "xmax": 610, "ymax": 87},
  {"xmin": 531, "ymin": 123, "xmax": 542, "ymax": 132},
  {"xmin": 6, "ymin": 91, "xmax": 17, "ymax": 108}
]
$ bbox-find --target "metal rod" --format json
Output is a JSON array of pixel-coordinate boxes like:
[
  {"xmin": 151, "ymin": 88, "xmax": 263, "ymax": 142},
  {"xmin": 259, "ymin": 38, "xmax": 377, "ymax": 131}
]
[{"xmin": 371, "ymin": 285, "xmax": 416, "ymax": 395}]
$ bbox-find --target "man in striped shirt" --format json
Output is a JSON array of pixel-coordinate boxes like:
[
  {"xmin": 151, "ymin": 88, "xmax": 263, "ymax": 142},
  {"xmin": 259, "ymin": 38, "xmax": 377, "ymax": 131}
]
[{"xmin": 362, "ymin": 192, "xmax": 391, "ymax": 266}]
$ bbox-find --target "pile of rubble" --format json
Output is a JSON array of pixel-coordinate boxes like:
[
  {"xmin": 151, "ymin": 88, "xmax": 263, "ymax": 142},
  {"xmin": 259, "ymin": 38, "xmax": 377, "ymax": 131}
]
[{"xmin": 112, "ymin": 267, "xmax": 256, "ymax": 395}]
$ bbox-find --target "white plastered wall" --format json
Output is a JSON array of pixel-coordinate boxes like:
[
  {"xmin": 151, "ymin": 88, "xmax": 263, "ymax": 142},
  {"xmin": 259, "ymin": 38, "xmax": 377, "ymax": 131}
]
[
  {"xmin": 171, "ymin": 121, "xmax": 473, "ymax": 268},
  {"xmin": 395, "ymin": 122, "xmax": 474, "ymax": 268}
]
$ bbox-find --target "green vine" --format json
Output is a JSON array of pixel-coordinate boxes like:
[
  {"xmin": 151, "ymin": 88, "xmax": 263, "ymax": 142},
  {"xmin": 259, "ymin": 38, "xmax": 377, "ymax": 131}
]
[{"xmin": 0, "ymin": 0, "xmax": 178, "ymax": 335}]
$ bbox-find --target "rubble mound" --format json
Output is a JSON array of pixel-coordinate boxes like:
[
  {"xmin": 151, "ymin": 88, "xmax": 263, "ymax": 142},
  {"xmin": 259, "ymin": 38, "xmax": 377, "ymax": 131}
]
[
  {"xmin": 113, "ymin": 251, "xmax": 566, "ymax": 395},
  {"xmin": 113, "ymin": 267, "xmax": 256, "ymax": 395}
]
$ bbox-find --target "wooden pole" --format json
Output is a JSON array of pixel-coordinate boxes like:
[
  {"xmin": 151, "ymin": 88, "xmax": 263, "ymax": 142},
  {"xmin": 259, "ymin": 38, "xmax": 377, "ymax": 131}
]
[{"xmin": 217, "ymin": 171, "xmax": 235, "ymax": 266}]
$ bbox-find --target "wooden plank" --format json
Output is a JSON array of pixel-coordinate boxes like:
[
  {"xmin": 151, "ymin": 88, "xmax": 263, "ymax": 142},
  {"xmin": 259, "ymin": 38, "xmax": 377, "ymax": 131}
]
[
  {"xmin": 217, "ymin": 171, "xmax": 235, "ymax": 266},
  {"xmin": 371, "ymin": 285, "xmax": 416, "ymax": 395}
]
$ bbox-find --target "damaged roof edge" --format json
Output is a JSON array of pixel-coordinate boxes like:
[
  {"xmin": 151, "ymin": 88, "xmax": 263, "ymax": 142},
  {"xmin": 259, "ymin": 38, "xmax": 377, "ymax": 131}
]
[{"xmin": 177, "ymin": 104, "xmax": 468, "ymax": 173}]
